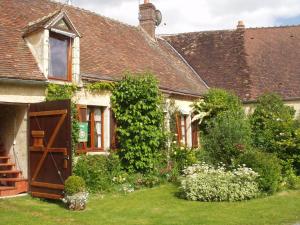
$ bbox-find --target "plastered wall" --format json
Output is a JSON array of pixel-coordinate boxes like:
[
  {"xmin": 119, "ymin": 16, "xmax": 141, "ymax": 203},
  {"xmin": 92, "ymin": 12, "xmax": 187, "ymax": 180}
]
[
  {"xmin": 0, "ymin": 83, "xmax": 45, "ymax": 104},
  {"xmin": 0, "ymin": 105, "xmax": 28, "ymax": 179}
]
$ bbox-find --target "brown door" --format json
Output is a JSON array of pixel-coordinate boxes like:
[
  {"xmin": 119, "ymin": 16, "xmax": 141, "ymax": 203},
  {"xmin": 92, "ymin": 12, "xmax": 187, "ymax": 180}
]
[{"xmin": 28, "ymin": 100, "xmax": 72, "ymax": 199}]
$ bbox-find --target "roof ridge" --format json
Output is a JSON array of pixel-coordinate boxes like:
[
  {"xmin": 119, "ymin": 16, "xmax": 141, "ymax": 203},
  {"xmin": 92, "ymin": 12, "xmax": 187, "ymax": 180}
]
[
  {"xmin": 161, "ymin": 24, "xmax": 300, "ymax": 37},
  {"xmin": 160, "ymin": 29, "xmax": 236, "ymax": 37},
  {"xmin": 48, "ymin": 0, "xmax": 138, "ymax": 30},
  {"xmin": 246, "ymin": 24, "xmax": 300, "ymax": 30}
]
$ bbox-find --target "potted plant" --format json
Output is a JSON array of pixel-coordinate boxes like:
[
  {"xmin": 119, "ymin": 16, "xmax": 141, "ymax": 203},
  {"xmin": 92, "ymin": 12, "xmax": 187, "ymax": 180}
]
[{"xmin": 63, "ymin": 175, "xmax": 88, "ymax": 210}]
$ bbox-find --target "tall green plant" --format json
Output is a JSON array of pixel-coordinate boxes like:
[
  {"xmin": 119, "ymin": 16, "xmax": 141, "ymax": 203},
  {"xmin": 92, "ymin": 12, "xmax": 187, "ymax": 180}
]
[
  {"xmin": 250, "ymin": 93, "xmax": 300, "ymax": 173},
  {"xmin": 111, "ymin": 73, "xmax": 164, "ymax": 173}
]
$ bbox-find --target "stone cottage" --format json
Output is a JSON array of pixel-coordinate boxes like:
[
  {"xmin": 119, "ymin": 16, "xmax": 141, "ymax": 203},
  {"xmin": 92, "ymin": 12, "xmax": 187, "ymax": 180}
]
[{"xmin": 0, "ymin": 0, "xmax": 207, "ymax": 197}]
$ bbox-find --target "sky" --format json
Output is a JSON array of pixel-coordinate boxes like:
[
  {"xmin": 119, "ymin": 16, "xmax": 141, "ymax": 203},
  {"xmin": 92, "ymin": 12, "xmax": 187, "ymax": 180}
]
[{"xmin": 57, "ymin": 0, "xmax": 300, "ymax": 34}]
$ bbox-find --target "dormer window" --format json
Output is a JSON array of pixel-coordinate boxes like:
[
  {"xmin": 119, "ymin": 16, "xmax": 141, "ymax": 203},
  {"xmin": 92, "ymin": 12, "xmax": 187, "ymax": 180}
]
[
  {"xmin": 49, "ymin": 32, "xmax": 72, "ymax": 81},
  {"xmin": 23, "ymin": 10, "xmax": 81, "ymax": 83}
]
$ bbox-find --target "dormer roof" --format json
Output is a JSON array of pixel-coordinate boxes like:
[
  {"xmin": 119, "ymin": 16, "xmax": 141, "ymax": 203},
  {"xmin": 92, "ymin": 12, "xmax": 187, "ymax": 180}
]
[{"xmin": 23, "ymin": 10, "xmax": 81, "ymax": 38}]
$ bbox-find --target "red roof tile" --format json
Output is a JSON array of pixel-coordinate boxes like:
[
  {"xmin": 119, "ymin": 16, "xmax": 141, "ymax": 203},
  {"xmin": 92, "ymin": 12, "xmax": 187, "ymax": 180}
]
[
  {"xmin": 164, "ymin": 26, "xmax": 300, "ymax": 101},
  {"xmin": 0, "ymin": 0, "xmax": 207, "ymax": 96}
]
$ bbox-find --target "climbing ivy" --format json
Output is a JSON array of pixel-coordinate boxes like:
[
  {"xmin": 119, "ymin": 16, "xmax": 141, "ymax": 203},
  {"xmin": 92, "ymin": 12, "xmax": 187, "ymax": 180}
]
[
  {"xmin": 46, "ymin": 84, "xmax": 80, "ymax": 154},
  {"xmin": 85, "ymin": 81, "xmax": 116, "ymax": 93},
  {"xmin": 111, "ymin": 72, "xmax": 164, "ymax": 173}
]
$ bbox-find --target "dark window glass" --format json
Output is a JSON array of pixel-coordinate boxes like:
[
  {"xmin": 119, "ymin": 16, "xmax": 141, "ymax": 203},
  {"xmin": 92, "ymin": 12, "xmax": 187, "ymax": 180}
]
[{"xmin": 49, "ymin": 34, "xmax": 69, "ymax": 80}]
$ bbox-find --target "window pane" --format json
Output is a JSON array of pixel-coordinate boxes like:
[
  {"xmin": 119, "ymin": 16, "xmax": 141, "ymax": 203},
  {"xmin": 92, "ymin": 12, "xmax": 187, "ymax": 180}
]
[
  {"xmin": 49, "ymin": 35, "xmax": 68, "ymax": 80},
  {"xmin": 94, "ymin": 121, "xmax": 102, "ymax": 148}
]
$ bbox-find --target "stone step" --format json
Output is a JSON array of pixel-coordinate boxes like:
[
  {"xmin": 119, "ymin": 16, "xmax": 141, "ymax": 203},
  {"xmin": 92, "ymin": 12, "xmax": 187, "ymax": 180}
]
[
  {"xmin": 0, "ymin": 156, "xmax": 10, "ymax": 160},
  {"xmin": 0, "ymin": 163, "xmax": 15, "ymax": 167},
  {"xmin": 0, "ymin": 170, "xmax": 21, "ymax": 174},
  {"xmin": 0, "ymin": 178, "xmax": 25, "ymax": 182},
  {"xmin": 0, "ymin": 183, "xmax": 26, "ymax": 197},
  {"xmin": 0, "ymin": 186, "xmax": 16, "ymax": 191}
]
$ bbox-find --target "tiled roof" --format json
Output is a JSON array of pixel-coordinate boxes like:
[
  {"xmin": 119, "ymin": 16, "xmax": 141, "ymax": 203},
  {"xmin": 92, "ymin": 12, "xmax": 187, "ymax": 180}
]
[
  {"xmin": 0, "ymin": 0, "xmax": 207, "ymax": 96},
  {"xmin": 163, "ymin": 26, "xmax": 300, "ymax": 101}
]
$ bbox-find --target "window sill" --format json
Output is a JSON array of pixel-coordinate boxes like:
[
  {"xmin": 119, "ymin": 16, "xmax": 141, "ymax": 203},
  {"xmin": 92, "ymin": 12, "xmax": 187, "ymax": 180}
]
[
  {"xmin": 48, "ymin": 78, "xmax": 73, "ymax": 85},
  {"xmin": 76, "ymin": 148, "xmax": 105, "ymax": 154}
]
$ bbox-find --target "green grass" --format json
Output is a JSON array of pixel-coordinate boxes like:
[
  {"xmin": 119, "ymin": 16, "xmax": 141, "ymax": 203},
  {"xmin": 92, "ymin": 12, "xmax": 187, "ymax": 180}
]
[{"xmin": 1, "ymin": 184, "xmax": 300, "ymax": 225}]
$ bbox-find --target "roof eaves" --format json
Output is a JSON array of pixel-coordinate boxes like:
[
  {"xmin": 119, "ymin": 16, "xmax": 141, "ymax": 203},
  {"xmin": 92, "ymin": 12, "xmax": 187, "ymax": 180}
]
[{"xmin": 82, "ymin": 73, "xmax": 202, "ymax": 97}]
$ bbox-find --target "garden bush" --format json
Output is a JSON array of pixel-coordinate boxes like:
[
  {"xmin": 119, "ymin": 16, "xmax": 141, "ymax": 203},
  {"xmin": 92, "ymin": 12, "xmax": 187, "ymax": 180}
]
[
  {"xmin": 202, "ymin": 110, "xmax": 252, "ymax": 165},
  {"xmin": 111, "ymin": 73, "xmax": 164, "ymax": 173},
  {"xmin": 237, "ymin": 150, "xmax": 282, "ymax": 193},
  {"xmin": 73, "ymin": 154, "xmax": 122, "ymax": 193},
  {"xmin": 280, "ymin": 159, "xmax": 300, "ymax": 190},
  {"xmin": 180, "ymin": 163, "xmax": 260, "ymax": 202},
  {"xmin": 64, "ymin": 176, "xmax": 86, "ymax": 195},
  {"xmin": 250, "ymin": 93, "xmax": 300, "ymax": 173}
]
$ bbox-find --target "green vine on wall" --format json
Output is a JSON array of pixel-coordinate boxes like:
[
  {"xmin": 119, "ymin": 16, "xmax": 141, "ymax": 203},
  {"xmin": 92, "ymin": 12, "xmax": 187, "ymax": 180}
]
[
  {"xmin": 46, "ymin": 84, "xmax": 80, "ymax": 155},
  {"xmin": 111, "ymin": 72, "xmax": 164, "ymax": 173},
  {"xmin": 85, "ymin": 81, "xmax": 116, "ymax": 93}
]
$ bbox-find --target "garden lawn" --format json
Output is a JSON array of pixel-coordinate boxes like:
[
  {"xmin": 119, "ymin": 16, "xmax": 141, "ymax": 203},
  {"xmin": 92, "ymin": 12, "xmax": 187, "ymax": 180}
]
[{"xmin": 0, "ymin": 184, "xmax": 300, "ymax": 225}]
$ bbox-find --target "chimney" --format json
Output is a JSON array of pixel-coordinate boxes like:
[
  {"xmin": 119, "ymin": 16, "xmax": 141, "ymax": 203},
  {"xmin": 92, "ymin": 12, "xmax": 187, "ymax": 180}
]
[
  {"xmin": 237, "ymin": 20, "xmax": 245, "ymax": 30},
  {"xmin": 139, "ymin": 0, "xmax": 158, "ymax": 39}
]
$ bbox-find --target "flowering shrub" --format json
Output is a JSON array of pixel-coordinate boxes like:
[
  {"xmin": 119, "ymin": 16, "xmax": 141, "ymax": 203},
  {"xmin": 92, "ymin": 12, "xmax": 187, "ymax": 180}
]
[
  {"xmin": 63, "ymin": 176, "xmax": 88, "ymax": 210},
  {"xmin": 120, "ymin": 183, "xmax": 135, "ymax": 194},
  {"xmin": 63, "ymin": 192, "xmax": 89, "ymax": 211},
  {"xmin": 180, "ymin": 163, "xmax": 260, "ymax": 202}
]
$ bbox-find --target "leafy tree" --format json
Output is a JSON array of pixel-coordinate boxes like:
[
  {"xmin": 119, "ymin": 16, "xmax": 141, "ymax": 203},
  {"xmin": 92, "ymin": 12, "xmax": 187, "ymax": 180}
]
[
  {"xmin": 192, "ymin": 88, "xmax": 243, "ymax": 133},
  {"xmin": 250, "ymin": 93, "xmax": 300, "ymax": 173},
  {"xmin": 111, "ymin": 73, "xmax": 164, "ymax": 173}
]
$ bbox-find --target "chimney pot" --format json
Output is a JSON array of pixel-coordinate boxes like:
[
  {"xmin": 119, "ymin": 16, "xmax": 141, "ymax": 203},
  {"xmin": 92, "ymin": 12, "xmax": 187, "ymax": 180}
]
[
  {"xmin": 237, "ymin": 20, "xmax": 245, "ymax": 29},
  {"xmin": 139, "ymin": 1, "xmax": 157, "ymax": 39}
]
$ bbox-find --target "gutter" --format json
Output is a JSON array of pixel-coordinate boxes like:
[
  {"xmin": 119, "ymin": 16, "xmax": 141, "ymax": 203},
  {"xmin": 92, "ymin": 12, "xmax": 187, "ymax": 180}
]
[
  {"xmin": 0, "ymin": 77, "xmax": 48, "ymax": 86},
  {"xmin": 82, "ymin": 74, "xmax": 202, "ymax": 98},
  {"xmin": 244, "ymin": 96, "xmax": 300, "ymax": 104},
  {"xmin": 160, "ymin": 88, "xmax": 201, "ymax": 99}
]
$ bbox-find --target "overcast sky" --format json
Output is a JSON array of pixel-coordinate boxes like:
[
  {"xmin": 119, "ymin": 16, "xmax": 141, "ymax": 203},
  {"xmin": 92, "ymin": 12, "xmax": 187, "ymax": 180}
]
[{"xmin": 58, "ymin": 0, "xmax": 300, "ymax": 34}]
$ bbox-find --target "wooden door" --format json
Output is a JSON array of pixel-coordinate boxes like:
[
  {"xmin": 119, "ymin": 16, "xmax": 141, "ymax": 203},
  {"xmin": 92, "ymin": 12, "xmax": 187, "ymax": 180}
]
[{"xmin": 28, "ymin": 100, "xmax": 72, "ymax": 199}]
